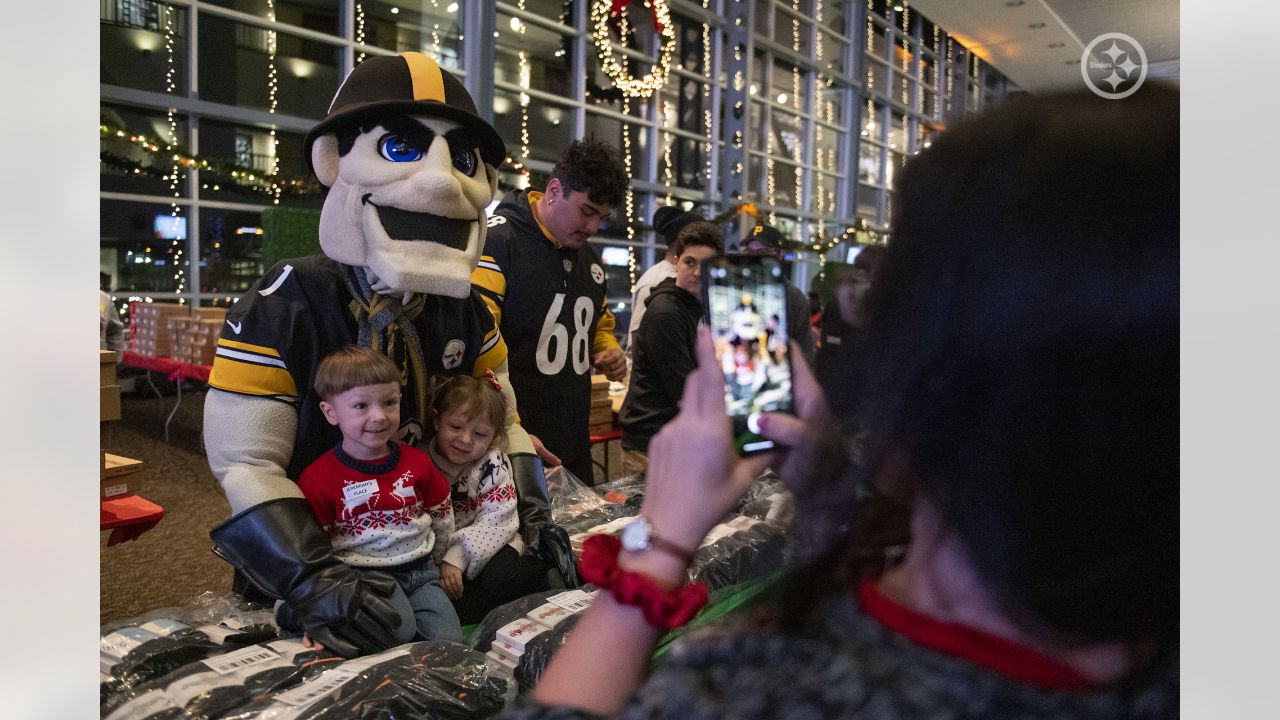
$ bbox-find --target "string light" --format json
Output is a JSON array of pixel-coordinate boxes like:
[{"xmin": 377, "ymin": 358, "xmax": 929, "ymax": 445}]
[
  {"xmin": 865, "ymin": 0, "xmax": 876, "ymax": 143},
  {"xmin": 430, "ymin": 0, "xmax": 441, "ymax": 57},
  {"xmin": 946, "ymin": 37, "xmax": 954, "ymax": 114},
  {"xmin": 702, "ymin": 2, "xmax": 712, "ymax": 190},
  {"xmin": 510, "ymin": 0, "xmax": 532, "ymax": 183},
  {"xmin": 622, "ymin": 94, "xmax": 637, "ymax": 291},
  {"xmin": 814, "ymin": 0, "xmax": 827, "ymax": 217},
  {"xmin": 266, "ymin": 0, "xmax": 281, "ymax": 206},
  {"xmin": 972, "ymin": 50, "xmax": 980, "ymax": 110},
  {"xmin": 590, "ymin": 0, "xmax": 676, "ymax": 99},
  {"xmin": 930, "ymin": 23, "xmax": 939, "ymax": 120},
  {"xmin": 900, "ymin": 0, "xmax": 910, "ymax": 107},
  {"xmin": 355, "ymin": 2, "xmax": 365, "ymax": 64},
  {"xmin": 791, "ymin": 0, "xmax": 802, "ymax": 225},
  {"xmin": 161, "ymin": 3, "xmax": 185, "ymax": 303}
]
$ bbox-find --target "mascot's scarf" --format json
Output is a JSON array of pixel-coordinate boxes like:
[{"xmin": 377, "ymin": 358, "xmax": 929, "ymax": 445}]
[{"xmin": 344, "ymin": 266, "xmax": 429, "ymax": 433}]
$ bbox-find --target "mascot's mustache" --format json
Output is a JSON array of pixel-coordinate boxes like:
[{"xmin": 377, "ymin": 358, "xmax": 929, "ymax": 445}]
[{"xmin": 361, "ymin": 194, "xmax": 473, "ymax": 251}]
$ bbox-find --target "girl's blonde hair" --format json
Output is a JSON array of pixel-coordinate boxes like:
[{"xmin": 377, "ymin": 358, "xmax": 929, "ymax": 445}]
[{"xmin": 430, "ymin": 374, "xmax": 508, "ymax": 450}]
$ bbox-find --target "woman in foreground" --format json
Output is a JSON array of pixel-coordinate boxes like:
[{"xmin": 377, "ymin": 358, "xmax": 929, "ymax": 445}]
[{"xmin": 506, "ymin": 86, "xmax": 1178, "ymax": 719}]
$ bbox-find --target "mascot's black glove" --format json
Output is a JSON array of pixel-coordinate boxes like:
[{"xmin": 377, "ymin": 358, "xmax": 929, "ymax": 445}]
[
  {"xmin": 210, "ymin": 498, "xmax": 402, "ymax": 657},
  {"xmin": 509, "ymin": 453, "xmax": 581, "ymax": 588}
]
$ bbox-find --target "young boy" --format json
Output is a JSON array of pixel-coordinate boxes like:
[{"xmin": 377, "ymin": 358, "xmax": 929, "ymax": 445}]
[{"xmin": 291, "ymin": 346, "xmax": 462, "ymax": 646}]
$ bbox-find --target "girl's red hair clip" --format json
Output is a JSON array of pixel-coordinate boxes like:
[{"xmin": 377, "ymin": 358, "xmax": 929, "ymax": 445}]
[{"xmin": 484, "ymin": 369, "xmax": 502, "ymax": 392}]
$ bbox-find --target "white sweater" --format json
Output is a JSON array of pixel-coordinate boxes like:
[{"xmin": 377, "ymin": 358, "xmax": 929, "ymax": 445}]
[{"xmin": 428, "ymin": 443, "xmax": 523, "ymax": 579}]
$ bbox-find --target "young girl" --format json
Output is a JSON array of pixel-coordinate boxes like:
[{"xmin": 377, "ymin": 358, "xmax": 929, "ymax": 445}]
[{"xmin": 429, "ymin": 371, "xmax": 551, "ymax": 624}]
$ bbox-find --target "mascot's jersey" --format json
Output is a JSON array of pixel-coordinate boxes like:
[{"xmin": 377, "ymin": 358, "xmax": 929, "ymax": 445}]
[
  {"xmin": 208, "ymin": 254, "xmax": 507, "ymax": 480},
  {"xmin": 471, "ymin": 189, "xmax": 619, "ymax": 472}
]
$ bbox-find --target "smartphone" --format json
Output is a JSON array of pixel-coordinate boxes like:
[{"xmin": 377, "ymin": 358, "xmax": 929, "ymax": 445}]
[{"xmin": 701, "ymin": 255, "xmax": 796, "ymax": 455}]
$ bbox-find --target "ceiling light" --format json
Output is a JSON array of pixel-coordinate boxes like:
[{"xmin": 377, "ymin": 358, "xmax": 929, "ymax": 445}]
[
  {"xmin": 390, "ymin": 6, "xmax": 399, "ymax": 14},
  {"xmin": 510, "ymin": 17, "xmax": 522, "ymax": 31},
  {"xmin": 777, "ymin": 93, "xmax": 788, "ymax": 104},
  {"xmin": 893, "ymin": 3, "xmax": 903, "ymax": 11},
  {"xmin": 447, "ymin": 2, "xmax": 458, "ymax": 11}
]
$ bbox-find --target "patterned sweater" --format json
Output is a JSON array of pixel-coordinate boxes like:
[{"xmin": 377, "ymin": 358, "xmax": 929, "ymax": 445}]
[
  {"xmin": 428, "ymin": 443, "xmax": 524, "ymax": 580},
  {"xmin": 500, "ymin": 586, "xmax": 1177, "ymax": 720},
  {"xmin": 297, "ymin": 442, "xmax": 454, "ymax": 567}
]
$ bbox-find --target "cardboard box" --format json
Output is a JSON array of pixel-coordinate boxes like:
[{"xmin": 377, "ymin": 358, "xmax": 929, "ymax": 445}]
[
  {"xmin": 100, "ymin": 475, "xmax": 133, "ymax": 500},
  {"xmin": 101, "ymin": 384, "xmax": 121, "ymax": 422},
  {"xmin": 103, "ymin": 453, "xmax": 144, "ymax": 478},
  {"xmin": 100, "ymin": 350, "xmax": 118, "ymax": 386}
]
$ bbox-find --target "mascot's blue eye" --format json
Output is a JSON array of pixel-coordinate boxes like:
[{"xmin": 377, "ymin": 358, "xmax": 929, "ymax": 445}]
[
  {"xmin": 378, "ymin": 135, "xmax": 422, "ymax": 163},
  {"xmin": 452, "ymin": 148, "xmax": 478, "ymax": 177}
]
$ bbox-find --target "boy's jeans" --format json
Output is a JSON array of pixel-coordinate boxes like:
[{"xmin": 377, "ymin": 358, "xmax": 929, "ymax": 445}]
[{"xmin": 385, "ymin": 554, "xmax": 464, "ymax": 644}]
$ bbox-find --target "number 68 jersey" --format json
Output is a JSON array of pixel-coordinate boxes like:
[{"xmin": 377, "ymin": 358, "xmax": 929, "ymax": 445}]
[{"xmin": 471, "ymin": 189, "xmax": 619, "ymax": 472}]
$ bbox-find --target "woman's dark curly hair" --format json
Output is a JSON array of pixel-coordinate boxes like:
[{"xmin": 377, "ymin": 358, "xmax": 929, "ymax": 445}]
[{"xmin": 550, "ymin": 137, "xmax": 631, "ymax": 209}]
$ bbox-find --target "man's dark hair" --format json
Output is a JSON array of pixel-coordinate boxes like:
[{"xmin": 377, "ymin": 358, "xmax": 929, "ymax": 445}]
[
  {"xmin": 550, "ymin": 137, "xmax": 630, "ymax": 208},
  {"xmin": 669, "ymin": 221, "xmax": 723, "ymax": 257}
]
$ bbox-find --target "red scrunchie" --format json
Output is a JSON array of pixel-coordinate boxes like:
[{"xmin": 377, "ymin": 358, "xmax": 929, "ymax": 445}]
[{"xmin": 579, "ymin": 533, "xmax": 709, "ymax": 629}]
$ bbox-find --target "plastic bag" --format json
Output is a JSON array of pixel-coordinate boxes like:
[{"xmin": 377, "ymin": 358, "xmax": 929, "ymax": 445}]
[
  {"xmin": 101, "ymin": 593, "xmax": 278, "ymax": 714},
  {"xmin": 546, "ymin": 466, "xmax": 633, "ymax": 536},
  {"xmin": 590, "ymin": 472, "xmax": 646, "ymax": 508},
  {"xmin": 102, "ymin": 638, "xmax": 340, "ymax": 720},
  {"xmin": 734, "ymin": 471, "xmax": 795, "ymax": 529},
  {"xmin": 219, "ymin": 640, "xmax": 515, "ymax": 720},
  {"xmin": 687, "ymin": 515, "xmax": 788, "ymax": 591}
]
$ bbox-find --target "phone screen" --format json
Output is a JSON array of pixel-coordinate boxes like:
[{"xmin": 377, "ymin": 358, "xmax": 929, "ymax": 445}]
[{"xmin": 702, "ymin": 256, "xmax": 795, "ymax": 455}]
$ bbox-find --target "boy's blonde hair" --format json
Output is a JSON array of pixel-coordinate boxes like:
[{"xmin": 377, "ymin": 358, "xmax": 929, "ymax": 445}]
[
  {"xmin": 313, "ymin": 347, "xmax": 401, "ymax": 401},
  {"xmin": 430, "ymin": 374, "xmax": 508, "ymax": 450}
]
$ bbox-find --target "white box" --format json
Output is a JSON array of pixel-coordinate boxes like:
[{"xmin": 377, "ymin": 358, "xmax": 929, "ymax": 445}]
[{"xmin": 494, "ymin": 618, "xmax": 547, "ymax": 652}]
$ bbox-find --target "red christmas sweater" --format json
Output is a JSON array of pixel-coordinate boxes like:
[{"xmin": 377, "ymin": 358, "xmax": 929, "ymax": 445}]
[{"xmin": 297, "ymin": 441, "xmax": 455, "ymax": 568}]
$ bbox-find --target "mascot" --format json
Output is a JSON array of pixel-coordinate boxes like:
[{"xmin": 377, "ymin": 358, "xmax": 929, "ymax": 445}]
[{"xmin": 203, "ymin": 53, "xmax": 575, "ymax": 657}]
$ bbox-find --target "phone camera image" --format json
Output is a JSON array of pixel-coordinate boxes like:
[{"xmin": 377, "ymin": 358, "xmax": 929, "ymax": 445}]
[{"xmin": 702, "ymin": 257, "xmax": 795, "ymax": 455}]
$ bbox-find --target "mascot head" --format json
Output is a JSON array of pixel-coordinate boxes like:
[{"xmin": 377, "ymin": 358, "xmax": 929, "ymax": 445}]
[{"xmin": 304, "ymin": 52, "xmax": 505, "ymax": 298}]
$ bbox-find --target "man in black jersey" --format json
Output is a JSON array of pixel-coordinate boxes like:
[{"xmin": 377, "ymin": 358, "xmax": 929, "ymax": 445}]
[{"xmin": 472, "ymin": 139, "xmax": 630, "ymax": 485}]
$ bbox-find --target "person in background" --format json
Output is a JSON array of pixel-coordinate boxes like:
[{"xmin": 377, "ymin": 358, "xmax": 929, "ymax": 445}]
[
  {"xmin": 292, "ymin": 347, "xmax": 462, "ymax": 648},
  {"xmin": 737, "ymin": 223, "xmax": 816, "ymax": 369},
  {"xmin": 504, "ymin": 85, "xmax": 1178, "ymax": 719},
  {"xmin": 813, "ymin": 244, "xmax": 886, "ymax": 421},
  {"xmin": 429, "ymin": 373, "xmax": 552, "ymax": 624},
  {"xmin": 619, "ymin": 221, "xmax": 724, "ymax": 475},
  {"xmin": 100, "ymin": 290, "xmax": 125, "ymax": 352},
  {"xmin": 625, "ymin": 206, "xmax": 703, "ymax": 364},
  {"xmin": 472, "ymin": 138, "xmax": 630, "ymax": 485}
]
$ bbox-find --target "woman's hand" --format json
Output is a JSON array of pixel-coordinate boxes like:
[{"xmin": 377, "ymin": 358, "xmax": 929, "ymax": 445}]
[
  {"xmin": 440, "ymin": 562, "xmax": 464, "ymax": 600},
  {"xmin": 642, "ymin": 326, "xmax": 775, "ymax": 553}
]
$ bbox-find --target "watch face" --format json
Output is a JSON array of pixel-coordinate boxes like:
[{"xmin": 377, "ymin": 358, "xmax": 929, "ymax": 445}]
[{"xmin": 620, "ymin": 518, "xmax": 649, "ymax": 551}]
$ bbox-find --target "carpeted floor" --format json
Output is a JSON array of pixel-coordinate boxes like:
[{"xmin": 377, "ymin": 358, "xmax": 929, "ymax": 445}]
[{"xmin": 100, "ymin": 373, "xmax": 624, "ymax": 626}]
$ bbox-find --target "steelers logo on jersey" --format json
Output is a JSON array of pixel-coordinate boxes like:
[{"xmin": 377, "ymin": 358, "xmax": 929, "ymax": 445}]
[
  {"xmin": 590, "ymin": 263, "xmax": 605, "ymax": 285},
  {"xmin": 442, "ymin": 338, "xmax": 466, "ymax": 369},
  {"xmin": 563, "ymin": 259, "xmax": 574, "ymax": 273},
  {"xmin": 487, "ymin": 215, "xmax": 508, "ymax": 227}
]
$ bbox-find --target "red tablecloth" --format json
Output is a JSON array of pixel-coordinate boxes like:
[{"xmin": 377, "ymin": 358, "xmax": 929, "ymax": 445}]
[
  {"xmin": 101, "ymin": 495, "xmax": 165, "ymax": 545},
  {"xmin": 121, "ymin": 351, "xmax": 211, "ymax": 383}
]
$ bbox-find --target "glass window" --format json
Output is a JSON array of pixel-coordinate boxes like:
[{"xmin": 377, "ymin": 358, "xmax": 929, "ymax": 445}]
[
  {"xmin": 816, "ymin": 29, "xmax": 848, "ymax": 76},
  {"xmin": 861, "ymin": 100, "xmax": 884, "ymax": 142},
  {"xmin": 887, "ymin": 112, "xmax": 906, "ymax": 151},
  {"xmin": 815, "ymin": 80, "xmax": 845, "ymax": 126},
  {"xmin": 858, "ymin": 141, "xmax": 882, "ymax": 185},
  {"xmin": 770, "ymin": 107, "xmax": 805, "ymax": 161},
  {"xmin": 201, "ymin": 0, "xmax": 341, "ymax": 35},
  {"xmin": 750, "ymin": 100, "xmax": 768, "ymax": 152},
  {"xmin": 748, "ymin": 155, "xmax": 768, "ymax": 198},
  {"xmin": 674, "ymin": 13, "xmax": 710, "ymax": 75},
  {"xmin": 864, "ymin": 57, "xmax": 889, "ymax": 95},
  {"xmin": 770, "ymin": 60, "xmax": 807, "ymax": 110},
  {"xmin": 823, "ymin": 0, "xmax": 852, "ymax": 35},
  {"xmin": 360, "ymin": 0, "xmax": 462, "ymax": 68},
  {"xmin": 753, "ymin": 0, "xmax": 772, "ymax": 39},
  {"xmin": 198, "ymin": 13, "xmax": 342, "ymax": 120},
  {"xmin": 518, "ymin": 0, "xmax": 575, "ymax": 25},
  {"xmin": 198, "ymin": 119, "xmax": 321, "ymax": 207},
  {"xmin": 891, "ymin": 70, "xmax": 912, "ymax": 107},
  {"xmin": 200, "ymin": 207, "xmax": 267, "ymax": 295},
  {"xmin": 771, "ymin": 159, "xmax": 799, "ymax": 207},
  {"xmin": 494, "ymin": 89, "xmax": 575, "ymax": 167},
  {"xmin": 856, "ymin": 182, "xmax": 879, "ymax": 218},
  {"xmin": 813, "ymin": 127, "xmax": 841, "ymax": 172},
  {"xmin": 867, "ymin": 20, "xmax": 887, "ymax": 60},
  {"xmin": 100, "ymin": 103, "xmax": 190, "ymax": 198},
  {"xmin": 583, "ymin": 111, "xmax": 646, "ymax": 179},
  {"xmin": 101, "ymin": 2, "xmax": 189, "ymax": 95},
  {"xmin": 497, "ymin": 12, "xmax": 573, "ymax": 98},
  {"xmin": 101, "ymin": 199, "xmax": 190, "ymax": 295},
  {"xmin": 884, "ymin": 149, "xmax": 905, "ymax": 188}
]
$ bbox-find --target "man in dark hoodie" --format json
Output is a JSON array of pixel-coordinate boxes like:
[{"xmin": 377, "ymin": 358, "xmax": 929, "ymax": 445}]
[
  {"xmin": 472, "ymin": 138, "xmax": 631, "ymax": 485},
  {"xmin": 618, "ymin": 221, "xmax": 724, "ymax": 473}
]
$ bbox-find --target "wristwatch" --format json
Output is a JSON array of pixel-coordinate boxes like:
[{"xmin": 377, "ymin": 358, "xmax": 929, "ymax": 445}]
[{"xmin": 619, "ymin": 517, "xmax": 696, "ymax": 563}]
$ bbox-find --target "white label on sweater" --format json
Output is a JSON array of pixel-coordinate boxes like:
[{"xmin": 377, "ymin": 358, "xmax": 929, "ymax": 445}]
[
  {"xmin": 274, "ymin": 667, "xmax": 359, "ymax": 707},
  {"xmin": 547, "ymin": 590, "xmax": 595, "ymax": 614},
  {"xmin": 343, "ymin": 479, "xmax": 379, "ymax": 505},
  {"xmin": 203, "ymin": 644, "xmax": 281, "ymax": 675}
]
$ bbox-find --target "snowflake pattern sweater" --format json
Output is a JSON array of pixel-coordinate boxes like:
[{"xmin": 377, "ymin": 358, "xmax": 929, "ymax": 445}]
[
  {"xmin": 428, "ymin": 443, "xmax": 523, "ymax": 580},
  {"xmin": 297, "ymin": 441, "xmax": 454, "ymax": 567}
]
